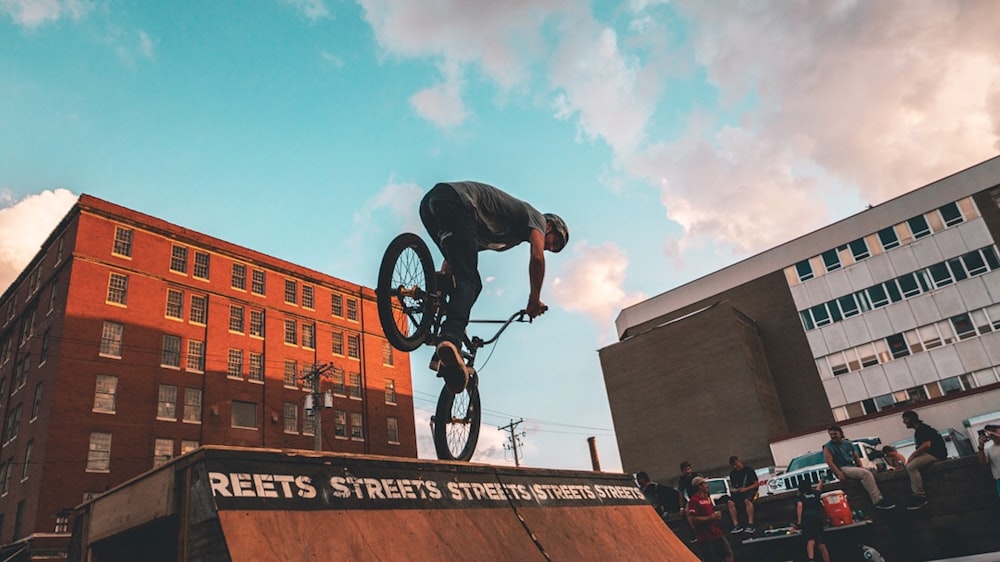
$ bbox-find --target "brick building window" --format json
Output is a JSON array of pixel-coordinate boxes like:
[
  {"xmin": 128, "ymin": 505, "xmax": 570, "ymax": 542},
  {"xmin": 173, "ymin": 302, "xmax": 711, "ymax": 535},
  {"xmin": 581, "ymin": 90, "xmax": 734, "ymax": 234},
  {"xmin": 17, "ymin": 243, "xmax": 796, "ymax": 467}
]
[
  {"xmin": 232, "ymin": 263, "xmax": 247, "ymax": 290},
  {"xmin": 229, "ymin": 305, "xmax": 245, "ymax": 333},
  {"xmin": 382, "ymin": 341, "xmax": 393, "ymax": 366},
  {"xmin": 161, "ymin": 335, "xmax": 181, "ymax": 368},
  {"xmin": 93, "ymin": 375, "xmax": 117, "ymax": 413},
  {"xmin": 193, "ymin": 251, "xmax": 210, "ymax": 280},
  {"xmin": 106, "ymin": 273, "xmax": 128, "ymax": 305},
  {"xmin": 302, "ymin": 323, "xmax": 315, "ymax": 349},
  {"xmin": 21, "ymin": 440, "xmax": 32, "ymax": 481},
  {"xmin": 166, "ymin": 289, "xmax": 184, "ymax": 319},
  {"xmin": 334, "ymin": 410, "xmax": 347, "ymax": 437},
  {"xmin": 350, "ymin": 412, "xmax": 363, "ymax": 440},
  {"xmin": 349, "ymin": 373, "xmax": 362, "ymax": 400},
  {"xmin": 190, "ymin": 295, "xmax": 208, "ymax": 324},
  {"xmin": 0, "ymin": 463, "xmax": 8, "ymax": 496},
  {"xmin": 249, "ymin": 309, "xmax": 264, "ymax": 337},
  {"xmin": 385, "ymin": 379, "xmax": 396, "ymax": 405},
  {"xmin": 100, "ymin": 321, "xmax": 123, "ymax": 358},
  {"xmin": 153, "ymin": 439, "xmax": 173, "ymax": 468},
  {"xmin": 332, "ymin": 332, "xmax": 344, "ymax": 355},
  {"xmin": 284, "ymin": 280, "xmax": 297, "ymax": 305},
  {"xmin": 302, "ymin": 285, "xmax": 314, "ymax": 309},
  {"xmin": 186, "ymin": 340, "xmax": 205, "ymax": 372},
  {"xmin": 183, "ymin": 388, "xmax": 202, "ymax": 423},
  {"xmin": 249, "ymin": 353, "xmax": 264, "ymax": 382},
  {"xmin": 284, "ymin": 320, "xmax": 297, "ymax": 345},
  {"xmin": 387, "ymin": 417, "xmax": 399, "ymax": 444},
  {"xmin": 303, "ymin": 410, "xmax": 315, "ymax": 436},
  {"xmin": 331, "ymin": 371, "xmax": 345, "ymax": 396},
  {"xmin": 31, "ymin": 383, "xmax": 42, "ymax": 420},
  {"xmin": 157, "ymin": 385, "xmax": 177, "ymax": 420},
  {"xmin": 331, "ymin": 294, "xmax": 343, "ymax": 317},
  {"xmin": 251, "ymin": 269, "xmax": 266, "ymax": 295},
  {"xmin": 284, "ymin": 360, "xmax": 298, "ymax": 388},
  {"xmin": 181, "ymin": 440, "xmax": 199, "ymax": 454},
  {"xmin": 47, "ymin": 279, "xmax": 58, "ymax": 314},
  {"xmin": 347, "ymin": 334, "xmax": 360, "ymax": 359},
  {"xmin": 346, "ymin": 298, "xmax": 358, "ymax": 321},
  {"xmin": 227, "ymin": 349, "xmax": 244, "ymax": 379},
  {"xmin": 231, "ymin": 401, "xmax": 257, "ymax": 429},
  {"xmin": 283, "ymin": 403, "xmax": 298, "ymax": 434},
  {"xmin": 170, "ymin": 245, "xmax": 188, "ymax": 274},
  {"xmin": 112, "ymin": 226, "xmax": 133, "ymax": 257},
  {"xmin": 4, "ymin": 404, "xmax": 21, "ymax": 443},
  {"xmin": 86, "ymin": 432, "xmax": 112, "ymax": 472}
]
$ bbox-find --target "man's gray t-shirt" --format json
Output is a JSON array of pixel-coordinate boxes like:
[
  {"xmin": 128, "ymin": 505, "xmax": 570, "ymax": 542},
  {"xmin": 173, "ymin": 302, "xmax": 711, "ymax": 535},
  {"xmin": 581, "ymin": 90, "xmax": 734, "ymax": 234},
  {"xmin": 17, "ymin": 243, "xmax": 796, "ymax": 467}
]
[
  {"xmin": 824, "ymin": 439, "xmax": 856, "ymax": 468},
  {"xmin": 445, "ymin": 181, "xmax": 546, "ymax": 251}
]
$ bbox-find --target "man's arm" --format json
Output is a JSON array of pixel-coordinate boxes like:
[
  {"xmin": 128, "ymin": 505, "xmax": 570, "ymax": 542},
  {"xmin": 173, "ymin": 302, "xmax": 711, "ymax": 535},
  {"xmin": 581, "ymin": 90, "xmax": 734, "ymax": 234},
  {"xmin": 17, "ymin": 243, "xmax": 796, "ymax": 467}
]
[
  {"xmin": 526, "ymin": 228, "xmax": 546, "ymax": 318},
  {"xmin": 824, "ymin": 446, "xmax": 845, "ymax": 480},
  {"xmin": 908, "ymin": 439, "xmax": 932, "ymax": 463}
]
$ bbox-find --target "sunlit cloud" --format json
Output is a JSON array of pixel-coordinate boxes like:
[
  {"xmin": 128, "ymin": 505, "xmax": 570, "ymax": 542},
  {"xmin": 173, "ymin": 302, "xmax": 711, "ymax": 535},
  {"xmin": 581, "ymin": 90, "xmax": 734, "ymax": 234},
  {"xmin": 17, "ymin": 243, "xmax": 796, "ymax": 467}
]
[
  {"xmin": 281, "ymin": 0, "xmax": 330, "ymax": 22},
  {"xmin": 0, "ymin": 189, "xmax": 78, "ymax": 292},
  {"xmin": 550, "ymin": 241, "xmax": 645, "ymax": 329},
  {"xmin": 1, "ymin": 0, "xmax": 91, "ymax": 29}
]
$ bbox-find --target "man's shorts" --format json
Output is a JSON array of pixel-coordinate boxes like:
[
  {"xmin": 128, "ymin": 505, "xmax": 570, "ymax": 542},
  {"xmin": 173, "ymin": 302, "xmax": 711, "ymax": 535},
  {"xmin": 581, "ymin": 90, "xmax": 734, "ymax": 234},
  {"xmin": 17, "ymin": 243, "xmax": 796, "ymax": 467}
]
[
  {"xmin": 698, "ymin": 537, "xmax": 733, "ymax": 562},
  {"xmin": 728, "ymin": 491, "xmax": 757, "ymax": 505}
]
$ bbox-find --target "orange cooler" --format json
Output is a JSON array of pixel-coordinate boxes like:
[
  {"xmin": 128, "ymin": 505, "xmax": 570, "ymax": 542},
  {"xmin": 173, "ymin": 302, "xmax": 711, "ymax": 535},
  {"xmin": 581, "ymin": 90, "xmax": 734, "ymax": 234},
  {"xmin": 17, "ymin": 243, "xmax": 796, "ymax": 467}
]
[{"xmin": 821, "ymin": 490, "xmax": 854, "ymax": 527}]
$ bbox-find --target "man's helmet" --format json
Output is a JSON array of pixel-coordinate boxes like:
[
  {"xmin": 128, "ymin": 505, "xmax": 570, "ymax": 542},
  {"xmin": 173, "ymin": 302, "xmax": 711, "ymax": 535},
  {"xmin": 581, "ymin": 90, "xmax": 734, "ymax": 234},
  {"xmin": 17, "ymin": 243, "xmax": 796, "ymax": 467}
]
[{"xmin": 543, "ymin": 213, "xmax": 569, "ymax": 252}]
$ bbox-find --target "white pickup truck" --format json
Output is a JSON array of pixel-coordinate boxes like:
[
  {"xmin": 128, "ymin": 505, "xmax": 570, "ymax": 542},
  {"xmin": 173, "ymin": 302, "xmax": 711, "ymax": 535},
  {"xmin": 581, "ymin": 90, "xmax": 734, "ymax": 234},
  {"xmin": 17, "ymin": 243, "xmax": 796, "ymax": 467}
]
[{"xmin": 766, "ymin": 437, "xmax": 886, "ymax": 495}]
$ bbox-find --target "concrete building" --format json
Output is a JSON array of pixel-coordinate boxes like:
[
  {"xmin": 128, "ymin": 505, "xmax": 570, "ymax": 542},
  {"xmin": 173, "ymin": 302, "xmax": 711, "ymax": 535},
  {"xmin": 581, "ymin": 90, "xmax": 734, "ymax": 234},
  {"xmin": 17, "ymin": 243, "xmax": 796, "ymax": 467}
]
[
  {"xmin": 601, "ymin": 156, "xmax": 1000, "ymax": 481},
  {"xmin": 0, "ymin": 194, "xmax": 416, "ymax": 558}
]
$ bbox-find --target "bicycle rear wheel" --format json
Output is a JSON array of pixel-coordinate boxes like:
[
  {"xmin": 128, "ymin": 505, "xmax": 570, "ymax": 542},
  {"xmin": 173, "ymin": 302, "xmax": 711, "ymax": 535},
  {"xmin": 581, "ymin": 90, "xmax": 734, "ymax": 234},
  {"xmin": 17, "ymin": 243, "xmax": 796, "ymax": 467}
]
[
  {"xmin": 376, "ymin": 233, "xmax": 436, "ymax": 352},
  {"xmin": 432, "ymin": 378, "xmax": 481, "ymax": 462}
]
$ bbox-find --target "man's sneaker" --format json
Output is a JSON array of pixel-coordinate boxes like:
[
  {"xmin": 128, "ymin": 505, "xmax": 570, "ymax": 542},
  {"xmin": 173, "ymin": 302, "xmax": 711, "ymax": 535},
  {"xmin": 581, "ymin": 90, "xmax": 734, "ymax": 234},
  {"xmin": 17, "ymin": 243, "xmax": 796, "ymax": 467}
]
[
  {"xmin": 874, "ymin": 498, "xmax": 896, "ymax": 510},
  {"xmin": 730, "ymin": 526, "xmax": 744, "ymax": 534},
  {"xmin": 743, "ymin": 525, "xmax": 755, "ymax": 534},
  {"xmin": 907, "ymin": 495, "xmax": 928, "ymax": 510},
  {"xmin": 438, "ymin": 364, "xmax": 469, "ymax": 394}
]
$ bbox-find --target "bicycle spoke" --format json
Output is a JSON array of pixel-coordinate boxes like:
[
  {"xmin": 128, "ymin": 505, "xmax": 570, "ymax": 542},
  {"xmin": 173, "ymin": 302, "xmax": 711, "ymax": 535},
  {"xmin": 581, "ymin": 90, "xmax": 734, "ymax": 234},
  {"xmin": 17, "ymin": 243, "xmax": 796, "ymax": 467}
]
[{"xmin": 390, "ymin": 247, "xmax": 426, "ymax": 339}]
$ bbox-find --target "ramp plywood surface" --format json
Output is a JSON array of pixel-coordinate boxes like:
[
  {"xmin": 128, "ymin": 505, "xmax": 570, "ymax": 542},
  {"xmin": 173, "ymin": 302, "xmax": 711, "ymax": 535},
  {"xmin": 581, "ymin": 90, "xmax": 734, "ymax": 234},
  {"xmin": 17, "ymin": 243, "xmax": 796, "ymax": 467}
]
[{"xmin": 218, "ymin": 509, "xmax": 547, "ymax": 561}]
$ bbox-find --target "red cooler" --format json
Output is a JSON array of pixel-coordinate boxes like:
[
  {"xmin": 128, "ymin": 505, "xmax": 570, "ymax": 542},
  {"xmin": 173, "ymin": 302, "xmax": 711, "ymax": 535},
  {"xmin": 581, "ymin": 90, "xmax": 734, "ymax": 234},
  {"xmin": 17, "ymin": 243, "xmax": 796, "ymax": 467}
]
[{"xmin": 821, "ymin": 490, "xmax": 854, "ymax": 527}]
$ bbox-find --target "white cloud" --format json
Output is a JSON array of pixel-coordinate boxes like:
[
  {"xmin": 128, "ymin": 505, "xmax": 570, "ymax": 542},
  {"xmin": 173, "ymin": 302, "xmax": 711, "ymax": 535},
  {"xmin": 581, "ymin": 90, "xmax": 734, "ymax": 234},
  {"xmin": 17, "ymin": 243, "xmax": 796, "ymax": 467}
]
[
  {"xmin": 643, "ymin": 0, "xmax": 1000, "ymax": 252},
  {"xmin": 281, "ymin": 0, "xmax": 330, "ymax": 22},
  {"xmin": 549, "ymin": 241, "xmax": 645, "ymax": 328},
  {"xmin": 413, "ymin": 408, "xmax": 516, "ymax": 465},
  {"xmin": 409, "ymin": 59, "xmax": 469, "ymax": 129},
  {"xmin": 347, "ymin": 179, "xmax": 425, "ymax": 249},
  {"xmin": 1, "ymin": 0, "xmax": 90, "ymax": 29},
  {"xmin": 0, "ymin": 189, "xmax": 78, "ymax": 292}
]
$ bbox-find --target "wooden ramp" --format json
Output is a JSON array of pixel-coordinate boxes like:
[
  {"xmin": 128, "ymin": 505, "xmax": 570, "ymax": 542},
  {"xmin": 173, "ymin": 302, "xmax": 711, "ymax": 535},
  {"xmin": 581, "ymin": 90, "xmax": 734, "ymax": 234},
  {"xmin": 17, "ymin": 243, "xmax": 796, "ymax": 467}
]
[{"xmin": 72, "ymin": 446, "xmax": 696, "ymax": 561}]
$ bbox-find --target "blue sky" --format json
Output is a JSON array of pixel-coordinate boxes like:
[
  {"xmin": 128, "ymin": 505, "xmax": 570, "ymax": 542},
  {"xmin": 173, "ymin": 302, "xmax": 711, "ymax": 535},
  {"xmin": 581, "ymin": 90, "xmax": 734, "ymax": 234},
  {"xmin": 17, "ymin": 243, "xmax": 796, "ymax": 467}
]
[{"xmin": 2, "ymin": 0, "xmax": 999, "ymax": 472}]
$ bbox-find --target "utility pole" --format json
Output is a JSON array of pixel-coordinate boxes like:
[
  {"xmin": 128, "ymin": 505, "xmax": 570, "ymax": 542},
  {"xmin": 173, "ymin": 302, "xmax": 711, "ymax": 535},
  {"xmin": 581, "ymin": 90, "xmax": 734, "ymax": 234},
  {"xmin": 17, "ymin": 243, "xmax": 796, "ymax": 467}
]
[
  {"xmin": 499, "ymin": 418, "xmax": 525, "ymax": 467},
  {"xmin": 302, "ymin": 362, "xmax": 340, "ymax": 452}
]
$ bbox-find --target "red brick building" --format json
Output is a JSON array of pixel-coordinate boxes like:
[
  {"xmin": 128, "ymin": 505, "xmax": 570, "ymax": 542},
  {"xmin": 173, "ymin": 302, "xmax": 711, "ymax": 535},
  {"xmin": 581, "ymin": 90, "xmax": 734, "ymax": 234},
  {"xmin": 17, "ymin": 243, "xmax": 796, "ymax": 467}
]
[{"xmin": 0, "ymin": 194, "xmax": 416, "ymax": 556}]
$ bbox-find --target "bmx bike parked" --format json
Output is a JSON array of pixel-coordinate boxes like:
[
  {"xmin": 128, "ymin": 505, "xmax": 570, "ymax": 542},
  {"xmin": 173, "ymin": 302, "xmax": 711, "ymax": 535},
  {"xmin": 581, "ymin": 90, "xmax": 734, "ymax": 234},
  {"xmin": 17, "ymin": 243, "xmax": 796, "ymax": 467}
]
[{"xmin": 376, "ymin": 233, "xmax": 536, "ymax": 462}]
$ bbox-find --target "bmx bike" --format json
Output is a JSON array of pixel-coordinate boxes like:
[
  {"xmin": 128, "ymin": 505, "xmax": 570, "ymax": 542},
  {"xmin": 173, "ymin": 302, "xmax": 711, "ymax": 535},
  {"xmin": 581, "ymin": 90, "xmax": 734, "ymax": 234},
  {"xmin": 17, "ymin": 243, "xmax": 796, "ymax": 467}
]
[{"xmin": 375, "ymin": 232, "xmax": 536, "ymax": 462}]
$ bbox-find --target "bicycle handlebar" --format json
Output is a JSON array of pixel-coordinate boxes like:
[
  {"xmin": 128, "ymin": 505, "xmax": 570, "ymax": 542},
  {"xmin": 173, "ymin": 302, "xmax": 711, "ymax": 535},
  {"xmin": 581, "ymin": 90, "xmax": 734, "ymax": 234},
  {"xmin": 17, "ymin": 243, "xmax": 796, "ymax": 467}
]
[{"xmin": 471, "ymin": 307, "xmax": 544, "ymax": 346}]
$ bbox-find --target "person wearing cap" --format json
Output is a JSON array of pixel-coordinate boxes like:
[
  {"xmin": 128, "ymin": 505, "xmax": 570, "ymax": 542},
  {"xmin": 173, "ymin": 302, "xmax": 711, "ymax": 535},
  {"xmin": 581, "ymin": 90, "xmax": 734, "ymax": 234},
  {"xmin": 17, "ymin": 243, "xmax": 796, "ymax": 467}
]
[
  {"xmin": 635, "ymin": 471, "xmax": 680, "ymax": 516},
  {"xmin": 686, "ymin": 476, "xmax": 734, "ymax": 562},
  {"xmin": 419, "ymin": 181, "xmax": 569, "ymax": 394},
  {"xmin": 677, "ymin": 461, "xmax": 702, "ymax": 509},
  {"xmin": 901, "ymin": 410, "xmax": 946, "ymax": 510},
  {"xmin": 977, "ymin": 424, "xmax": 1000, "ymax": 499}
]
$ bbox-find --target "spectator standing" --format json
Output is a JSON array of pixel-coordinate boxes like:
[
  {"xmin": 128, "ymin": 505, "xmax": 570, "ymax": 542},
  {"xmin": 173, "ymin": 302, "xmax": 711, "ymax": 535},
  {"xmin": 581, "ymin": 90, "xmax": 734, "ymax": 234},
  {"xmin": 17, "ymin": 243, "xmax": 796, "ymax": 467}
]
[
  {"xmin": 823, "ymin": 425, "xmax": 895, "ymax": 510},
  {"xmin": 678, "ymin": 461, "xmax": 702, "ymax": 509},
  {"xmin": 795, "ymin": 480, "xmax": 830, "ymax": 562},
  {"xmin": 635, "ymin": 471, "xmax": 681, "ymax": 516},
  {"xmin": 881, "ymin": 446, "xmax": 906, "ymax": 471},
  {"xmin": 977, "ymin": 424, "xmax": 1000, "ymax": 500},
  {"xmin": 686, "ymin": 476, "xmax": 734, "ymax": 562},
  {"xmin": 726, "ymin": 456, "xmax": 758, "ymax": 534},
  {"xmin": 901, "ymin": 410, "xmax": 946, "ymax": 510}
]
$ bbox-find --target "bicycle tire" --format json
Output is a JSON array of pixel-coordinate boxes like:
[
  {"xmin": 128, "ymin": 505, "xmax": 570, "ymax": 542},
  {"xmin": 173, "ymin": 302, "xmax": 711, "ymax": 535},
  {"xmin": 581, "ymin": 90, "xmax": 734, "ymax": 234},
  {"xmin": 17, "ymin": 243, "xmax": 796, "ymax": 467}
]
[
  {"xmin": 432, "ymin": 379, "xmax": 481, "ymax": 462},
  {"xmin": 376, "ymin": 233, "xmax": 436, "ymax": 352}
]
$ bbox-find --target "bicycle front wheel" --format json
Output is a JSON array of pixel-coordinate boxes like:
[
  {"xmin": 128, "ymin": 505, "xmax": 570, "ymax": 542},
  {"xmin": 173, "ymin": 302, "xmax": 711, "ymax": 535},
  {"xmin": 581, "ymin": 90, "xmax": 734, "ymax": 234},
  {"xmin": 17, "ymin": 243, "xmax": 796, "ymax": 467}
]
[
  {"xmin": 433, "ymin": 380, "xmax": 481, "ymax": 462},
  {"xmin": 376, "ymin": 233, "xmax": 436, "ymax": 352}
]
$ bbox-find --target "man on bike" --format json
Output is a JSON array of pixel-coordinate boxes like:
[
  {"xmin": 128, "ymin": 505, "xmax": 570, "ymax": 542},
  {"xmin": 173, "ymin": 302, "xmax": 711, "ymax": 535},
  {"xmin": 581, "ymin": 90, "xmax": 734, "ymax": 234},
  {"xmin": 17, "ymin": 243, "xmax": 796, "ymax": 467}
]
[{"xmin": 419, "ymin": 181, "xmax": 569, "ymax": 393}]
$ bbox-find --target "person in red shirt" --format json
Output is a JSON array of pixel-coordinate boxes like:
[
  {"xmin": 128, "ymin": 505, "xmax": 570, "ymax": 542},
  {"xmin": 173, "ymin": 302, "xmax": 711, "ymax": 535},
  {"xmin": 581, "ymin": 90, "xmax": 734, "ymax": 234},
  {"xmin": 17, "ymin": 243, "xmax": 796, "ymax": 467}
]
[{"xmin": 686, "ymin": 476, "xmax": 734, "ymax": 562}]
